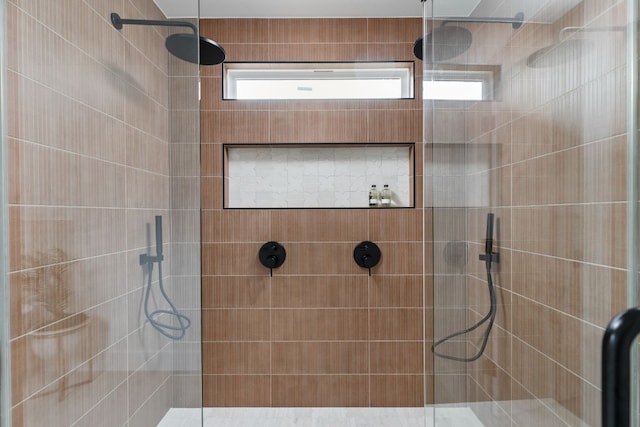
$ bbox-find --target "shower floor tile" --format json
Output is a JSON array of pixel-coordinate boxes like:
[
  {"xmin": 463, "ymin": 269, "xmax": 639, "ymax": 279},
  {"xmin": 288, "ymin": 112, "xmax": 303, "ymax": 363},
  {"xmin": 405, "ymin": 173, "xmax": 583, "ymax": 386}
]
[{"xmin": 157, "ymin": 407, "xmax": 485, "ymax": 427}]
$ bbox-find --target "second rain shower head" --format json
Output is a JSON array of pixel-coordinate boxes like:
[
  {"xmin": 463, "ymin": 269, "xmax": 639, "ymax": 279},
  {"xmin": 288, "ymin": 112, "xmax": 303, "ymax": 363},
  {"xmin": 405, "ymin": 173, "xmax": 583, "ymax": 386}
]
[
  {"xmin": 414, "ymin": 12, "xmax": 524, "ymax": 62},
  {"xmin": 111, "ymin": 12, "xmax": 225, "ymax": 65},
  {"xmin": 526, "ymin": 39, "xmax": 593, "ymax": 68},
  {"xmin": 526, "ymin": 26, "xmax": 625, "ymax": 68}
]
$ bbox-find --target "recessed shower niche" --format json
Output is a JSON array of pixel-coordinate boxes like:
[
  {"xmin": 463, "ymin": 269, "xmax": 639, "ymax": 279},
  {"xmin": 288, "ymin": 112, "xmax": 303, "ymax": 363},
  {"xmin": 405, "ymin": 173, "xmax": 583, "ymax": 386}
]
[{"xmin": 223, "ymin": 143, "xmax": 415, "ymax": 208}]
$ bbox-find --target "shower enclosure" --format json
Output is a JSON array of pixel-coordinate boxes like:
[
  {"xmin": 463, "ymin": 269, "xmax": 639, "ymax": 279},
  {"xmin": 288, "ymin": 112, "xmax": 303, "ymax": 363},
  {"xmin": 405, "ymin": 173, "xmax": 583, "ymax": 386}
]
[
  {"xmin": 1, "ymin": 0, "xmax": 203, "ymax": 425},
  {"xmin": 0, "ymin": 0, "xmax": 639, "ymax": 426},
  {"xmin": 427, "ymin": 0, "xmax": 638, "ymax": 425}
]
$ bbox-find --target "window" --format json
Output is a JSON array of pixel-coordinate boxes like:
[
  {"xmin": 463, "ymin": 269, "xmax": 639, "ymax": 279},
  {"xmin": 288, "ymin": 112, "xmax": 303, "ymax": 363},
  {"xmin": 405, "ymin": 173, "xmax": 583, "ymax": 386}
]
[
  {"xmin": 423, "ymin": 67, "xmax": 497, "ymax": 101},
  {"xmin": 424, "ymin": 79, "xmax": 484, "ymax": 101},
  {"xmin": 223, "ymin": 62, "xmax": 415, "ymax": 100}
]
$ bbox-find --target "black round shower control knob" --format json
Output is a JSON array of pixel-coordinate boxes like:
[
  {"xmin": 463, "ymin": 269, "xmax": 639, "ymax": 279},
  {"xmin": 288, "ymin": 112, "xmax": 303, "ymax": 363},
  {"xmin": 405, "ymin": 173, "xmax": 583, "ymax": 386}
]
[
  {"xmin": 353, "ymin": 241, "xmax": 381, "ymax": 271},
  {"xmin": 361, "ymin": 254, "xmax": 376, "ymax": 268},
  {"xmin": 259, "ymin": 241, "xmax": 286, "ymax": 270},
  {"xmin": 265, "ymin": 255, "xmax": 279, "ymax": 267}
]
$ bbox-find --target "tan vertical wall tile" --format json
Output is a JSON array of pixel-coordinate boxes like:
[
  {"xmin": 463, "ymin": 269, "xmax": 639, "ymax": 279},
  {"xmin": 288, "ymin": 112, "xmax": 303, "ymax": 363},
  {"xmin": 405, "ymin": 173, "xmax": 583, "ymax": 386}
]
[
  {"xmin": 272, "ymin": 342, "xmax": 369, "ymax": 374},
  {"xmin": 201, "ymin": 15, "xmax": 426, "ymax": 409},
  {"xmin": 271, "ymin": 375, "xmax": 369, "ymax": 407},
  {"xmin": 370, "ymin": 375, "xmax": 424, "ymax": 407},
  {"xmin": 203, "ymin": 375, "xmax": 271, "ymax": 407}
]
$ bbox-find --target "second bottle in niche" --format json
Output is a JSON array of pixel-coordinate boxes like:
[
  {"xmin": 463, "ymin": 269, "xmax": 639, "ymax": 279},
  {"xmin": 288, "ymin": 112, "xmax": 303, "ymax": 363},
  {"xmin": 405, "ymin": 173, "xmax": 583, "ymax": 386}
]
[
  {"xmin": 380, "ymin": 184, "xmax": 391, "ymax": 208},
  {"xmin": 369, "ymin": 184, "xmax": 392, "ymax": 208}
]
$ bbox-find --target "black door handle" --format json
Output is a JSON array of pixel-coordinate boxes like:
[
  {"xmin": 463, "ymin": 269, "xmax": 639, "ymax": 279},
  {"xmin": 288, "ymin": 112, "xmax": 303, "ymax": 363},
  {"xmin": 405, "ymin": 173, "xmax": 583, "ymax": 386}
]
[{"xmin": 602, "ymin": 307, "xmax": 640, "ymax": 427}]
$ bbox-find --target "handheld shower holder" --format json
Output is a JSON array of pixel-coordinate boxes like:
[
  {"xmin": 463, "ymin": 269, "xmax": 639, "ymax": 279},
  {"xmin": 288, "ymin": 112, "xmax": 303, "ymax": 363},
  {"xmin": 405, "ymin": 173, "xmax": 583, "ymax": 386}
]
[
  {"xmin": 479, "ymin": 213, "xmax": 499, "ymax": 264},
  {"xmin": 139, "ymin": 253, "xmax": 163, "ymax": 265},
  {"xmin": 479, "ymin": 252, "xmax": 499, "ymax": 263}
]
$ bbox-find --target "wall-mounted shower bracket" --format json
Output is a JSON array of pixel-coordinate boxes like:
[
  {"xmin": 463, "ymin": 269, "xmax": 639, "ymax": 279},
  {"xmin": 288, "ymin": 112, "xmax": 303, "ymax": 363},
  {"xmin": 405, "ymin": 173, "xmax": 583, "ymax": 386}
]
[
  {"xmin": 139, "ymin": 253, "xmax": 163, "ymax": 265},
  {"xmin": 479, "ymin": 252, "xmax": 499, "ymax": 264},
  {"xmin": 140, "ymin": 215, "xmax": 165, "ymax": 265},
  {"xmin": 479, "ymin": 213, "xmax": 499, "ymax": 265}
]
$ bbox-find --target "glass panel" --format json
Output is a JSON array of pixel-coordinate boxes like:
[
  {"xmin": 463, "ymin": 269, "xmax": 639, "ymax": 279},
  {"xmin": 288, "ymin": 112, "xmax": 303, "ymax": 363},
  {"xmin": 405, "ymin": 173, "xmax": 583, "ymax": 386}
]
[
  {"xmin": 423, "ymin": 80, "xmax": 484, "ymax": 101},
  {"xmin": 423, "ymin": 66, "xmax": 499, "ymax": 101},
  {"xmin": 4, "ymin": 0, "xmax": 202, "ymax": 425},
  {"xmin": 630, "ymin": 1, "xmax": 640, "ymax": 425},
  {"xmin": 428, "ymin": 0, "xmax": 636, "ymax": 426},
  {"xmin": 167, "ymin": 1, "xmax": 204, "ymax": 425},
  {"xmin": 0, "ymin": 0, "xmax": 8, "ymax": 426},
  {"xmin": 422, "ymin": 3, "xmax": 434, "ymax": 426}
]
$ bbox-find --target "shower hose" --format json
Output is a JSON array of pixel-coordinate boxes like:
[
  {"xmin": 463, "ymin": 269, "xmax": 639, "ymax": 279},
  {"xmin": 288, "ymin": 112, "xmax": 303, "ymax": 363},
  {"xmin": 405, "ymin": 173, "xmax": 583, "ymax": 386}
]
[
  {"xmin": 143, "ymin": 215, "xmax": 191, "ymax": 340},
  {"xmin": 144, "ymin": 259, "xmax": 191, "ymax": 340},
  {"xmin": 432, "ymin": 216, "xmax": 497, "ymax": 363}
]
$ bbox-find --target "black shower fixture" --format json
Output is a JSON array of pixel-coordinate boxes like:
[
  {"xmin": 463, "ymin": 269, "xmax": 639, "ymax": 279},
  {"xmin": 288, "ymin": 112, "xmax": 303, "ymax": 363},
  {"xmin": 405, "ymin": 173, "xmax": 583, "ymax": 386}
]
[
  {"xmin": 526, "ymin": 25, "xmax": 625, "ymax": 68},
  {"xmin": 432, "ymin": 213, "xmax": 498, "ymax": 363},
  {"xmin": 140, "ymin": 216, "xmax": 191, "ymax": 340},
  {"xmin": 258, "ymin": 242, "xmax": 287, "ymax": 276},
  {"xmin": 353, "ymin": 241, "xmax": 381, "ymax": 276},
  {"xmin": 526, "ymin": 39, "xmax": 593, "ymax": 68},
  {"xmin": 413, "ymin": 12, "xmax": 524, "ymax": 62},
  {"xmin": 110, "ymin": 12, "xmax": 225, "ymax": 65}
]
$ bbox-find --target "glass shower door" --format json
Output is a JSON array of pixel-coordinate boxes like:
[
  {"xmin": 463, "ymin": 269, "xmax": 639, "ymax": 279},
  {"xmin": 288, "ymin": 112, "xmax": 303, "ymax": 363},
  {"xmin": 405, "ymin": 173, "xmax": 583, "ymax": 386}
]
[
  {"xmin": 0, "ymin": 0, "xmax": 8, "ymax": 425},
  {"xmin": 426, "ymin": 0, "xmax": 637, "ymax": 425},
  {"xmin": 1, "ymin": 0, "xmax": 204, "ymax": 425}
]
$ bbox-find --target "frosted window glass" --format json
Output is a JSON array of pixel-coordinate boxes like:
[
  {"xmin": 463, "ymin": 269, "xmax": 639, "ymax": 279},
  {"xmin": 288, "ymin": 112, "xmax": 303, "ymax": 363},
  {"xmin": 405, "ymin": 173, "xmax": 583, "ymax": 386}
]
[
  {"xmin": 424, "ymin": 80, "xmax": 484, "ymax": 100},
  {"xmin": 236, "ymin": 79, "xmax": 403, "ymax": 100}
]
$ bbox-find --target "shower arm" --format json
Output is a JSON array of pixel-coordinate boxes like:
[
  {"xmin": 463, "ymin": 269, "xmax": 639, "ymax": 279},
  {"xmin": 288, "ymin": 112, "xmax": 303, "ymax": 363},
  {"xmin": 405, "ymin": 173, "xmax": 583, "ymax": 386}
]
[
  {"xmin": 110, "ymin": 13, "xmax": 197, "ymax": 35},
  {"xmin": 434, "ymin": 12, "xmax": 524, "ymax": 29}
]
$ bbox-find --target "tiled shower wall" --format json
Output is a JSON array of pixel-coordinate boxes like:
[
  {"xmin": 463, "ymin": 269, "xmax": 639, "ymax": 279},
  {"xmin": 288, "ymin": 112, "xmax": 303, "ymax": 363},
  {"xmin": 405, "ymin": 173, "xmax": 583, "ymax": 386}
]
[
  {"xmin": 200, "ymin": 17, "xmax": 429, "ymax": 407},
  {"xmin": 434, "ymin": 1, "xmax": 629, "ymax": 425},
  {"xmin": 6, "ymin": 0, "xmax": 200, "ymax": 425}
]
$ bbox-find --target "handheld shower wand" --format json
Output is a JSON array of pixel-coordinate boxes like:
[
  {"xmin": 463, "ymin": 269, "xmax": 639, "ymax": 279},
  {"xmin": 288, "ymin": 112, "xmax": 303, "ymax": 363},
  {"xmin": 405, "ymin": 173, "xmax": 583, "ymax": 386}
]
[
  {"xmin": 155, "ymin": 214, "xmax": 163, "ymax": 260},
  {"xmin": 485, "ymin": 213, "xmax": 494, "ymax": 256},
  {"xmin": 140, "ymin": 216, "xmax": 191, "ymax": 340},
  {"xmin": 480, "ymin": 213, "xmax": 500, "ymax": 268},
  {"xmin": 432, "ymin": 212, "xmax": 498, "ymax": 362}
]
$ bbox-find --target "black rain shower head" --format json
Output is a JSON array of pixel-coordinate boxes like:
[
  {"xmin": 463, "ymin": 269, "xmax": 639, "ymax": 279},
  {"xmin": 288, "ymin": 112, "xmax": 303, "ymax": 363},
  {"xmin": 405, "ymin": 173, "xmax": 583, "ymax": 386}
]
[
  {"xmin": 526, "ymin": 26, "xmax": 625, "ymax": 68},
  {"xmin": 165, "ymin": 33, "xmax": 226, "ymax": 66},
  {"xmin": 110, "ymin": 13, "xmax": 225, "ymax": 65},
  {"xmin": 413, "ymin": 25, "xmax": 473, "ymax": 62},
  {"xmin": 414, "ymin": 12, "xmax": 524, "ymax": 62}
]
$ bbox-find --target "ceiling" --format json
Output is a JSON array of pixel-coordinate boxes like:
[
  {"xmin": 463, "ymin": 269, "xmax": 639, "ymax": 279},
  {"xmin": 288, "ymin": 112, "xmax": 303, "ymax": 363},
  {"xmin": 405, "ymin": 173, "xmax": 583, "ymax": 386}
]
[
  {"xmin": 154, "ymin": 0, "xmax": 478, "ymax": 19},
  {"xmin": 154, "ymin": 0, "xmax": 581, "ymax": 23}
]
